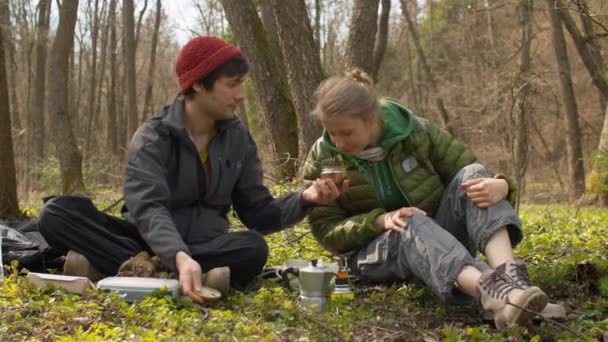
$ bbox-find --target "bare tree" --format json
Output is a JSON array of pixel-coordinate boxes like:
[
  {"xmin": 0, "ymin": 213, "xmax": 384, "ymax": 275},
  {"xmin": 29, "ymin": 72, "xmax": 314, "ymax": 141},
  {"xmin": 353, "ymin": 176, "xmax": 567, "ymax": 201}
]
[
  {"xmin": 510, "ymin": 0, "xmax": 534, "ymax": 210},
  {"xmin": 270, "ymin": 0, "xmax": 325, "ymax": 163},
  {"xmin": 372, "ymin": 0, "xmax": 391, "ymax": 82},
  {"xmin": 47, "ymin": 0, "xmax": 86, "ymax": 195},
  {"xmin": 107, "ymin": 0, "xmax": 119, "ymax": 157},
  {"xmin": 556, "ymin": 0, "xmax": 608, "ymax": 109},
  {"xmin": 220, "ymin": 0, "xmax": 299, "ymax": 178},
  {"xmin": 141, "ymin": 0, "xmax": 162, "ymax": 123},
  {"xmin": 546, "ymin": 0, "xmax": 585, "ymax": 200},
  {"xmin": 134, "ymin": 0, "xmax": 149, "ymax": 50},
  {"xmin": 400, "ymin": 0, "xmax": 452, "ymax": 134},
  {"xmin": 0, "ymin": 1, "xmax": 21, "ymax": 147},
  {"xmin": 84, "ymin": 0, "xmax": 100, "ymax": 153},
  {"xmin": 29, "ymin": 0, "xmax": 51, "ymax": 165},
  {"xmin": 258, "ymin": 0, "xmax": 284, "ymax": 70},
  {"xmin": 314, "ymin": 0, "xmax": 322, "ymax": 50},
  {"xmin": 344, "ymin": 0, "xmax": 379, "ymax": 75},
  {"xmin": 123, "ymin": 0, "xmax": 138, "ymax": 141},
  {"xmin": 0, "ymin": 3, "xmax": 20, "ymax": 218},
  {"xmin": 93, "ymin": 0, "xmax": 110, "ymax": 150}
]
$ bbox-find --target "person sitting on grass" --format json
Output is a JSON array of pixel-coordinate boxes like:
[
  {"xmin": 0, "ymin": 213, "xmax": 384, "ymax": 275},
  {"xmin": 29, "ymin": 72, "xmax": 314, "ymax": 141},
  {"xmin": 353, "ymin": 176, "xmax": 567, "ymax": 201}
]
[
  {"xmin": 37, "ymin": 36, "xmax": 346, "ymax": 303},
  {"xmin": 301, "ymin": 69, "xmax": 565, "ymax": 330}
]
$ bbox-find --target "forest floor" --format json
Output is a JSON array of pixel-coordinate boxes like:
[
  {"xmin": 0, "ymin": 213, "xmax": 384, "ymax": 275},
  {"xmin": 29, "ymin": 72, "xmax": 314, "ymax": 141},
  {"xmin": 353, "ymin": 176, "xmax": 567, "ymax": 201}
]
[{"xmin": 1, "ymin": 184, "xmax": 608, "ymax": 341}]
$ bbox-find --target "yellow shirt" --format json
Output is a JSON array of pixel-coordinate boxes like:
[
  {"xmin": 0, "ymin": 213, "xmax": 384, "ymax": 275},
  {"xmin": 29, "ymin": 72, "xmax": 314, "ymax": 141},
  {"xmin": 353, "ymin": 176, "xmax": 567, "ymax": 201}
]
[{"xmin": 199, "ymin": 130, "xmax": 216, "ymax": 182}]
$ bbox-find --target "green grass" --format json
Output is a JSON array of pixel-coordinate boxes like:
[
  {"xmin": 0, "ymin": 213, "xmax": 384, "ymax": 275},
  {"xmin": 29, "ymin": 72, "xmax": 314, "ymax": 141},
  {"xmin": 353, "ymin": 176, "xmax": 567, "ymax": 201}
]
[{"xmin": 2, "ymin": 199, "xmax": 608, "ymax": 341}]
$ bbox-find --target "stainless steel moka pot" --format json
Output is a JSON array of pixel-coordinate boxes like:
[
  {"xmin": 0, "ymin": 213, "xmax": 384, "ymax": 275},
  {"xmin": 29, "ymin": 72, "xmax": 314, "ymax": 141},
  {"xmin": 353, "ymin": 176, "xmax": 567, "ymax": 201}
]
[{"xmin": 294, "ymin": 259, "xmax": 335, "ymax": 310}]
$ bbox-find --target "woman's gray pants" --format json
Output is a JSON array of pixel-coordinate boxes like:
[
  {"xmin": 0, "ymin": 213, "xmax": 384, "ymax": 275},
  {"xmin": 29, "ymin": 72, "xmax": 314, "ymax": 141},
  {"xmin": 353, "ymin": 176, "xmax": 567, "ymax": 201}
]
[{"xmin": 348, "ymin": 163, "xmax": 522, "ymax": 302}]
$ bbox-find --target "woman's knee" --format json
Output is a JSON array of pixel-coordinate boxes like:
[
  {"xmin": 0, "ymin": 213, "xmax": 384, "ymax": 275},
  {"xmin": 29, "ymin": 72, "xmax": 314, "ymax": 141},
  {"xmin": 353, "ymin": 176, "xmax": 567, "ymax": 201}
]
[{"xmin": 459, "ymin": 163, "xmax": 491, "ymax": 180}]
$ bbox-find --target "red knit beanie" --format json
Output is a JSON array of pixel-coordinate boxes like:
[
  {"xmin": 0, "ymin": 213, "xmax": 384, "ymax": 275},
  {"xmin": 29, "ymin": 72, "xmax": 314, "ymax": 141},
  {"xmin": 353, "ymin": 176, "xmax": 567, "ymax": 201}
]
[{"xmin": 175, "ymin": 36, "xmax": 243, "ymax": 94}]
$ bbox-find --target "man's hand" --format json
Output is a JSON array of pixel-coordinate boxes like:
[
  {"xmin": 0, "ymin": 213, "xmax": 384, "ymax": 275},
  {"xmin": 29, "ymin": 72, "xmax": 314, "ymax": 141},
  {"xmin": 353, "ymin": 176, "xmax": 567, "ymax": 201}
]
[
  {"xmin": 374, "ymin": 207, "xmax": 426, "ymax": 232},
  {"xmin": 461, "ymin": 177, "xmax": 508, "ymax": 208},
  {"xmin": 302, "ymin": 178, "xmax": 349, "ymax": 206},
  {"xmin": 175, "ymin": 251, "xmax": 204, "ymax": 303}
]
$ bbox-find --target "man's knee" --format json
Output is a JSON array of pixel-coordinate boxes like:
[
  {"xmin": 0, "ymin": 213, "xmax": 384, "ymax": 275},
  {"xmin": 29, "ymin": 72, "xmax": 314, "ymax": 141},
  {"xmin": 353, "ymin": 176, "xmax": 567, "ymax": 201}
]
[
  {"xmin": 242, "ymin": 231, "xmax": 269, "ymax": 267},
  {"xmin": 38, "ymin": 197, "xmax": 70, "ymax": 237}
]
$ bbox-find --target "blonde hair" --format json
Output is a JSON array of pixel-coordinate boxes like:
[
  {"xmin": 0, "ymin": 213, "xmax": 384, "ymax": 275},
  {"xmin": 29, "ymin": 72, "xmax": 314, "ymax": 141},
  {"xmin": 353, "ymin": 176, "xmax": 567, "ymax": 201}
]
[{"xmin": 312, "ymin": 69, "xmax": 379, "ymax": 120}]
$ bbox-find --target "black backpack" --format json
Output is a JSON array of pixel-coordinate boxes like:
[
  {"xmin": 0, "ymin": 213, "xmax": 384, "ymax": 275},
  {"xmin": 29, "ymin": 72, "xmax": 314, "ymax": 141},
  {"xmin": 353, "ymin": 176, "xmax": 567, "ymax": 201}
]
[{"xmin": 1, "ymin": 220, "xmax": 65, "ymax": 274}]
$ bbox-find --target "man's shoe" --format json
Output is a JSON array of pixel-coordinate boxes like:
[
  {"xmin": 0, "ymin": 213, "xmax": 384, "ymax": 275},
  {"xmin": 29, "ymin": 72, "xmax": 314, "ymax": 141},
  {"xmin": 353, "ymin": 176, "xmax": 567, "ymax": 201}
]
[
  {"xmin": 63, "ymin": 250, "xmax": 106, "ymax": 282},
  {"xmin": 477, "ymin": 269, "xmax": 548, "ymax": 330},
  {"xmin": 201, "ymin": 266, "xmax": 230, "ymax": 297},
  {"xmin": 497, "ymin": 260, "xmax": 566, "ymax": 320}
]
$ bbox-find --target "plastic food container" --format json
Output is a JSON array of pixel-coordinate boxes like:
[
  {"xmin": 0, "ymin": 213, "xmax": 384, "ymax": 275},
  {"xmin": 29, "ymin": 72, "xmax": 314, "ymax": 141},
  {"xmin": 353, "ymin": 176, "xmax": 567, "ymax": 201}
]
[{"xmin": 96, "ymin": 276, "xmax": 180, "ymax": 301}]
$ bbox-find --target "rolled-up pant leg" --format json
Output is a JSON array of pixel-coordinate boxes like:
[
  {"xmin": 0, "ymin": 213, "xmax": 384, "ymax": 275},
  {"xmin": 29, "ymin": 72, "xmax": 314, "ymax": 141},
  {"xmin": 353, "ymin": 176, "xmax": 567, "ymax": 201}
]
[{"xmin": 349, "ymin": 163, "xmax": 523, "ymax": 302}]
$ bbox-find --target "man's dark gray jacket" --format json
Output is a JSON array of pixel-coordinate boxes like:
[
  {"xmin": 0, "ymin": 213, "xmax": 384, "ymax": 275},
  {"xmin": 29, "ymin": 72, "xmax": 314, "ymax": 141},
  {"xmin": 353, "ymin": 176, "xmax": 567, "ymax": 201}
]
[{"xmin": 123, "ymin": 99, "xmax": 308, "ymax": 271}]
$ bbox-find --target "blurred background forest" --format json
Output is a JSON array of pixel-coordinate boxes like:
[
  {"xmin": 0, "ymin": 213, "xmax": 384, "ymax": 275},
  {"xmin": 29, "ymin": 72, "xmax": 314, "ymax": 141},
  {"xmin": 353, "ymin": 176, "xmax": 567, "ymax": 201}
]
[{"xmin": 1, "ymin": 0, "xmax": 607, "ymax": 219}]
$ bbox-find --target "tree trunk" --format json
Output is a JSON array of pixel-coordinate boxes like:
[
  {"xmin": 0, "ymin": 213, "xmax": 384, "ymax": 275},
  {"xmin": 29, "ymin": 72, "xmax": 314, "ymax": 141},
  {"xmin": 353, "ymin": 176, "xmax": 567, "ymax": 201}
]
[
  {"xmin": 344, "ymin": 0, "xmax": 379, "ymax": 75},
  {"xmin": 221, "ymin": 0, "xmax": 299, "ymax": 178},
  {"xmin": 107, "ymin": 0, "xmax": 119, "ymax": 157},
  {"xmin": 47, "ymin": 0, "xmax": 86, "ymax": 195},
  {"xmin": 576, "ymin": 0, "xmax": 606, "ymax": 110},
  {"xmin": 400, "ymin": 0, "xmax": 453, "ymax": 134},
  {"xmin": 30, "ymin": 0, "xmax": 51, "ymax": 166},
  {"xmin": 546, "ymin": 0, "xmax": 586, "ymax": 201},
  {"xmin": 141, "ymin": 0, "xmax": 161, "ymax": 123},
  {"xmin": 510, "ymin": 0, "xmax": 534, "ymax": 211},
  {"xmin": 123, "ymin": 0, "xmax": 138, "ymax": 141},
  {"xmin": 405, "ymin": 38, "xmax": 421, "ymax": 114},
  {"xmin": 556, "ymin": 0, "xmax": 608, "ymax": 107},
  {"xmin": 0, "ymin": 1, "xmax": 20, "ymax": 134},
  {"xmin": 0, "ymin": 4, "xmax": 21, "ymax": 218},
  {"xmin": 314, "ymin": 0, "xmax": 321, "ymax": 51},
  {"xmin": 134, "ymin": 0, "xmax": 149, "ymax": 51},
  {"xmin": 372, "ymin": 0, "xmax": 390, "ymax": 82},
  {"xmin": 270, "ymin": 0, "xmax": 325, "ymax": 165},
  {"xmin": 84, "ymin": 0, "xmax": 100, "ymax": 155},
  {"xmin": 258, "ymin": 0, "xmax": 285, "ymax": 71},
  {"xmin": 93, "ymin": 0, "xmax": 110, "ymax": 152}
]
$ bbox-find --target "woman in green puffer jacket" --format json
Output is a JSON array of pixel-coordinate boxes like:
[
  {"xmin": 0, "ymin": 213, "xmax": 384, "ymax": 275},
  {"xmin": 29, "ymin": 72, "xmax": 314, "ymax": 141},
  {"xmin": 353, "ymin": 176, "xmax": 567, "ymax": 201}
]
[{"xmin": 302, "ymin": 69, "xmax": 564, "ymax": 330}]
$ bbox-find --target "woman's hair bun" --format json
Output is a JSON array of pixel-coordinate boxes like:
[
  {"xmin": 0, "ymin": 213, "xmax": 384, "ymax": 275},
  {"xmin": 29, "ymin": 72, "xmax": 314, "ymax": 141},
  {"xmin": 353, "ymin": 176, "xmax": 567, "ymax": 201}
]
[{"xmin": 345, "ymin": 68, "xmax": 373, "ymax": 86}]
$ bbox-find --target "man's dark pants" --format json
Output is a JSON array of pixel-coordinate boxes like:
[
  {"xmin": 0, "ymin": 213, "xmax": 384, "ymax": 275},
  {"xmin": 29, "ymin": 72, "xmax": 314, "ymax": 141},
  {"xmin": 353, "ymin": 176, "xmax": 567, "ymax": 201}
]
[{"xmin": 38, "ymin": 196, "xmax": 268, "ymax": 288}]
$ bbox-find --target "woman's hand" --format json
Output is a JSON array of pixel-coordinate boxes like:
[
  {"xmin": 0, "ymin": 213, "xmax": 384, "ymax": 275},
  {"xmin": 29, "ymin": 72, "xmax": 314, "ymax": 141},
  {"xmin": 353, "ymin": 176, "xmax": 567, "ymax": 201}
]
[
  {"xmin": 302, "ymin": 178, "xmax": 350, "ymax": 206},
  {"xmin": 374, "ymin": 207, "xmax": 426, "ymax": 232},
  {"xmin": 461, "ymin": 178, "xmax": 508, "ymax": 208}
]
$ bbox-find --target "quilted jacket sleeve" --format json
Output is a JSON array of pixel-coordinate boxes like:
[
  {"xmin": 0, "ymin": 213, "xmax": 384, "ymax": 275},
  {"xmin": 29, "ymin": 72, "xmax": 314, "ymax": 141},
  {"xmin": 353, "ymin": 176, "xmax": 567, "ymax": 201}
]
[{"xmin": 302, "ymin": 140, "xmax": 383, "ymax": 254}]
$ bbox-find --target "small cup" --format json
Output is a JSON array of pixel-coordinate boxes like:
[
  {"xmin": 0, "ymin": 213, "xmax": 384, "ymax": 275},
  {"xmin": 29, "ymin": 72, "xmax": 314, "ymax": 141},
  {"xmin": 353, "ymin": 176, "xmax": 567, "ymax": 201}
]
[{"xmin": 320, "ymin": 166, "xmax": 348, "ymax": 188}]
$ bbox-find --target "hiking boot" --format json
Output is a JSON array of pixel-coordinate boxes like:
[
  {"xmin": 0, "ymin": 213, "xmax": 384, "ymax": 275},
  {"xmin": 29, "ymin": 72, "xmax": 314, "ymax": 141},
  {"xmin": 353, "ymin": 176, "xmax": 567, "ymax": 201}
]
[
  {"xmin": 477, "ymin": 269, "xmax": 548, "ymax": 330},
  {"xmin": 497, "ymin": 260, "xmax": 566, "ymax": 320},
  {"xmin": 63, "ymin": 250, "xmax": 106, "ymax": 282},
  {"xmin": 201, "ymin": 266, "xmax": 230, "ymax": 297}
]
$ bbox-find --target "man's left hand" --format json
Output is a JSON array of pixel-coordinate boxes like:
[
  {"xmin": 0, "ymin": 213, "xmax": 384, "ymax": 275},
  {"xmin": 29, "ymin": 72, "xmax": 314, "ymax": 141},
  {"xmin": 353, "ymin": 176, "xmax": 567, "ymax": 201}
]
[
  {"xmin": 302, "ymin": 178, "xmax": 349, "ymax": 206},
  {"xmin": 461, "ymin": 177, "xmax": 508, "ymax": 208}
]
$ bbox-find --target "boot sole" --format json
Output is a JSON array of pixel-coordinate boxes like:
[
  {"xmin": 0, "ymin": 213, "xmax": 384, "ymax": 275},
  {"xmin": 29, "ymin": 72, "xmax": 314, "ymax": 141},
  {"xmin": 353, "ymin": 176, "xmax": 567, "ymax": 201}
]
[{"xmin": 496, "ymin": 286, "xmax": 548, "ymax": 330}]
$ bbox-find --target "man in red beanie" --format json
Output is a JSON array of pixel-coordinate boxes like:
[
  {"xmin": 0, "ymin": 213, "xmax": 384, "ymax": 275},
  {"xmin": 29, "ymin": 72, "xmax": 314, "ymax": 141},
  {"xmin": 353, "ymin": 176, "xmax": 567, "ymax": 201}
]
[{"xmin": 38, "ymin": 36, "xmax": 348, "ymax": 303}]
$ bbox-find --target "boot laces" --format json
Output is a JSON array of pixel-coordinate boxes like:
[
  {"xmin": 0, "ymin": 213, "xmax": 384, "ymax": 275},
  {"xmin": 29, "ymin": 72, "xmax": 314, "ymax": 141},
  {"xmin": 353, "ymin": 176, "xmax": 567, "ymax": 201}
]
[
  {"xmin": 506, "ymin": 262, "xmax": 530, "ymax": 289},
  {"xmin": 480, "ymin": 271, "xmax": 516, "ymax": 300}
]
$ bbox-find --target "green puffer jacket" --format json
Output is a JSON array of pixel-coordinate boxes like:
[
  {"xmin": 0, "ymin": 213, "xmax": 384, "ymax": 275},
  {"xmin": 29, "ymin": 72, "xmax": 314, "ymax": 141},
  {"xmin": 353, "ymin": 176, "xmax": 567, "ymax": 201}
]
[{"xmin": 302, "ymin": 100, "xmax": 497, "ymax": 255}]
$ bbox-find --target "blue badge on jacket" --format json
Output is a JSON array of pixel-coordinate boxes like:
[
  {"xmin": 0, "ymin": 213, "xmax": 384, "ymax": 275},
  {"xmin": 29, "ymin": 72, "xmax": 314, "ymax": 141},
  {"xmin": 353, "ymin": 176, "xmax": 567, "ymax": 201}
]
[{"xmin": 401, "ymin": 157, "xmax": 418, "ymax": 173}]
